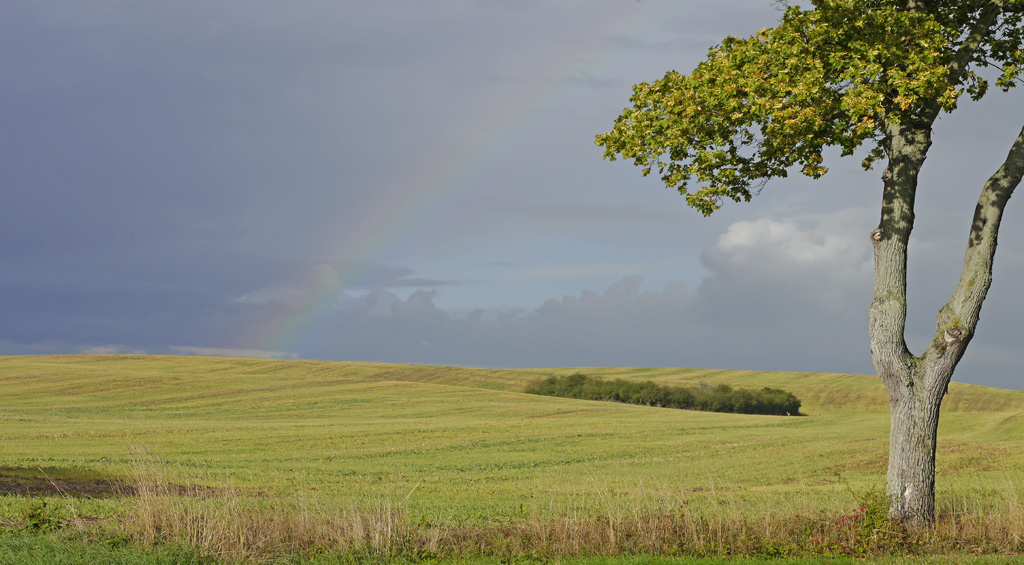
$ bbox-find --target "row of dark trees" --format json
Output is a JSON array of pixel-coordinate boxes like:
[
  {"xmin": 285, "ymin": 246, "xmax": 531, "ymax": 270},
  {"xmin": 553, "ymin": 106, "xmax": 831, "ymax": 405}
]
[{"xmin": 525, "ymin": 373, "xmax": 801, "ymax": 416}]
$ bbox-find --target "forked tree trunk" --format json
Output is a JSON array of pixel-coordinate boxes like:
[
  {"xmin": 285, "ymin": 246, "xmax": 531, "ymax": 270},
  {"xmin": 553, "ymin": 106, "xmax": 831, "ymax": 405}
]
[{"xmin": 870, "ymin": 123, "xmax": 1024, "ymax": 525}]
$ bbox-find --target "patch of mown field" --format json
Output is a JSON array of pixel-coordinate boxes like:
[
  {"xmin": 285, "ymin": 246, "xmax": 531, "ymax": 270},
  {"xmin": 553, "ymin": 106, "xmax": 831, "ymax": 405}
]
[{"xmin": 2, "ymin": 355, "xmax": 1024, "ymax": 562}]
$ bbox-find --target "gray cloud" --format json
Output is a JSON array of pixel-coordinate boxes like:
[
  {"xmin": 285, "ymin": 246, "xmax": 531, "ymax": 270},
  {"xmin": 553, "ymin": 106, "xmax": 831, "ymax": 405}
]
[
  {"xmin": 1, "ymin": 1, "xmax": 1019, "ymax": 392},
  {"xmin": 272, "ymin": 210, "xmax": 1019, "ymax": 389},
  {"xmin": 385, "ymin": 278, "xmax": 459, "ymax": 288},
  {"xmin": 4, "ymin": 207, "xmax": 1019, "ymax": 389}
]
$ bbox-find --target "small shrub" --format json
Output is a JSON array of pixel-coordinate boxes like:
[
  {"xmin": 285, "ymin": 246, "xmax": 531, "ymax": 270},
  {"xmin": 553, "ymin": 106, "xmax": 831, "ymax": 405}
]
[
  {"xmin": 20, "ymin": 498, "xmax": 67, "ymax": 532},
  {"xmin": 841, "ymin": 489, "xmax": 915, "ymax": 555}
]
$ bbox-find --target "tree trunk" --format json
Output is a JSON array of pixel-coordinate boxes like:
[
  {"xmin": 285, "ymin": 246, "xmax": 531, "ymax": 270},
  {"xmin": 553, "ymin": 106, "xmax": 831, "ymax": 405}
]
[
  {"xmin": 881, "ymin": 362, "xmax": 952, "ymax": 523},
  {"xmin": 869, "ymin": 119, "xmax": 933, "ymax": 525},
  {"xmin": 870, "ymin": 123, "xmax": 1024, "ymax": 525}
]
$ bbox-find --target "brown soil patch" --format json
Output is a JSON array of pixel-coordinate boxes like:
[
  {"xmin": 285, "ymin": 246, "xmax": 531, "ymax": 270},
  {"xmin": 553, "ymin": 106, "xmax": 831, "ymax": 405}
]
[
  {"xmin": 0, "ymin": 472, "xmax": 240, "ymax": 499},
  {"xmin": 0, "ymin": 472, "xmax": 125, "ymax": 498}
]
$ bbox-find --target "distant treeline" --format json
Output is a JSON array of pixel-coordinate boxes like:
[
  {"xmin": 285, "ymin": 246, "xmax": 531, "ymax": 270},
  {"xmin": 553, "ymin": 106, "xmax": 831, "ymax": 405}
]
[{"xmin": 525, "ymin": 373, "xmax": 801, "ymax": 416}]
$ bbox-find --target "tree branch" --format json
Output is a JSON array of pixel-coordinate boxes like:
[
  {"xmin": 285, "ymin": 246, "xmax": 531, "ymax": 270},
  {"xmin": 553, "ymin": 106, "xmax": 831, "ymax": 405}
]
[
  {"xmin": 923, "ymin": 122, "xmax": 1024, "ymax": 384},
  {"xmin": 946, "ymin": 1, "xmax": 1005, "ymax": 88}
]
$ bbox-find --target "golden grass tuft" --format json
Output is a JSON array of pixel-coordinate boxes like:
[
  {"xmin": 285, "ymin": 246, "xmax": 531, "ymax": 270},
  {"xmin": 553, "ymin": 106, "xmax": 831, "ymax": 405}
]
[
  {"xmin": 120, "ymin": 447, "xmax": 419, "ymax": 562},
  {"xmin": 930, "ymin": 482, "xmax": 1024, "ymax": 553}
]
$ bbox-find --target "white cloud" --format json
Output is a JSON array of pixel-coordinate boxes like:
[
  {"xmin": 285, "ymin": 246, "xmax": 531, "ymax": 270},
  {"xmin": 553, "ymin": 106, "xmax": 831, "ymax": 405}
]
[
  {"xmin": 718, "ymin": 218, "xmax": 862, "ymax": 263},
  {"xmin": 700, "ymin": 212, "xmax": 874, "ymax": 315}
]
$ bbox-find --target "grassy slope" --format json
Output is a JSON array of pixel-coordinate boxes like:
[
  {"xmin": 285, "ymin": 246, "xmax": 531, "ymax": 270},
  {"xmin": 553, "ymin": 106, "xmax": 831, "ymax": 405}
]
[{"xmin": 1, "ymin": 355, "xmax": 1023, "ymax": 522}]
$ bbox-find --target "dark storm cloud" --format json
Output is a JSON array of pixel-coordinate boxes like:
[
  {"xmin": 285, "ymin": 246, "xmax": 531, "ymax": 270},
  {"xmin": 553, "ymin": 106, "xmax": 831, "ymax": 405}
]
[{"xmin": 0, "ymin": 285, "xmax": 230, "ymax": 349}]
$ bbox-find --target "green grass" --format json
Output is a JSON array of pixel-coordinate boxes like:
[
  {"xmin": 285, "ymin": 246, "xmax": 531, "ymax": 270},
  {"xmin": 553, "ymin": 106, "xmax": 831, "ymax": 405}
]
[
  {"xmin": 0, "ymin": 530, "xmax": 1011, "ymax": 565},
  {"xmin": 0, "ymin": 530, "xmax": 208, "ymax": 564},
  {"xmin": 2, "ymin": 354, "xmax": 1024, "ymax": 562}
]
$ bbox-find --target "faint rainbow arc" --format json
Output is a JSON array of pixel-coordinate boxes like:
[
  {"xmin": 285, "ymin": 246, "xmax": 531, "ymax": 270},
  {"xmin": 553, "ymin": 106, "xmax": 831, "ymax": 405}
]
[{"xmin": 250, "ymin": 7, "xmax": 669, "ymax": 356}]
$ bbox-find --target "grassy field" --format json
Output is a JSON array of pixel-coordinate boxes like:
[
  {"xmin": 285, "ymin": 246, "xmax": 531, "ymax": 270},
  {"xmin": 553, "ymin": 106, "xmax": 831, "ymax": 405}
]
[{"xmin": 1, "ymin": 355, "xmax": 1024, "ymax": 562}]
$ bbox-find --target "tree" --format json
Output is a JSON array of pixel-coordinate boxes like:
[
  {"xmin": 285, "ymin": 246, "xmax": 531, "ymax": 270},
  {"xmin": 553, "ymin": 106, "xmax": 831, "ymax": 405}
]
[{"xmin": 596, "ymin": 0, "xmax": 1024, "ymax": 525}]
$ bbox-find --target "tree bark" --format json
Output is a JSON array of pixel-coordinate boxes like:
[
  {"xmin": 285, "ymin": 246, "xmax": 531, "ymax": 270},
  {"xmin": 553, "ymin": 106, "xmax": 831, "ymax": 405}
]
[
  {"xmin": 871, "ymin": 122, "xmax": 1024, "ymax": 525},
  {"xmin": 885, "ymin": 369, "xmax": 946, "ymax": 522}
]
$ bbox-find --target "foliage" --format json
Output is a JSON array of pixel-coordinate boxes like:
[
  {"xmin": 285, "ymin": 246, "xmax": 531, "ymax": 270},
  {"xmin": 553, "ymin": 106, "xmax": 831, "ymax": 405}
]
[
  {"xmin": 596, "ymin": 0, "xmax": 1024, "ymax": 215},
  {"xmin": 524, "ymin": 372, "xmax": 802, "ymax": 416},
  {"xmin": 19, "ymin": 499, "xmax": 67, "ymax": 533}
]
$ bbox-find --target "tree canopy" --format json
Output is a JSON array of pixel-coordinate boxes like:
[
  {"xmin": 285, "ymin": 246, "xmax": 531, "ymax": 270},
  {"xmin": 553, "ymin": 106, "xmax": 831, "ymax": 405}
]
[{"xmin": 596, "ymin": 0, "xmax": 1024, "ymax": 215}]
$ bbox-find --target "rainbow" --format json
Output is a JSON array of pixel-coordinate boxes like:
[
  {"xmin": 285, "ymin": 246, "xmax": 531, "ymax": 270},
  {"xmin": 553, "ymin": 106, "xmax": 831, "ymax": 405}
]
[{"xmin": 249, "ymin": 5, "xmax": 684, "ymax": 356}]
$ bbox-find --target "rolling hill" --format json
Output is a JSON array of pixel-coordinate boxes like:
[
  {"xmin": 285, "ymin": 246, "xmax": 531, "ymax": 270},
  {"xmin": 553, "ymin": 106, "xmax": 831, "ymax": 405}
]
[{"xmin": 2, "ymin": 354, "xmax": 1023, "ymax": 522}]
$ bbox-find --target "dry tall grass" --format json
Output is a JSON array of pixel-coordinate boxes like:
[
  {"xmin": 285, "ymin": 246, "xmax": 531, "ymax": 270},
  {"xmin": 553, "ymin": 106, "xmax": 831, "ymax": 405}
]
[
  {"xmin": 110, "ymin": 450, "xmax": 1024, "ymax": 563},
  {"xmin": 121, "ymin": 447, "xmax": 418, "ymax": 561},
  {"xmin": 929, "ymin": 483, "xmax": 1024, "ymax": 552}
]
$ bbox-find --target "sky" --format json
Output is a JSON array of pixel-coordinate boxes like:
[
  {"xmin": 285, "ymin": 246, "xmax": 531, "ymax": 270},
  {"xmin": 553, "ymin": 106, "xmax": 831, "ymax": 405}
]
[{"xmin": 3, "ymin": 1, "xmax": 1022, "ymax": 389}]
